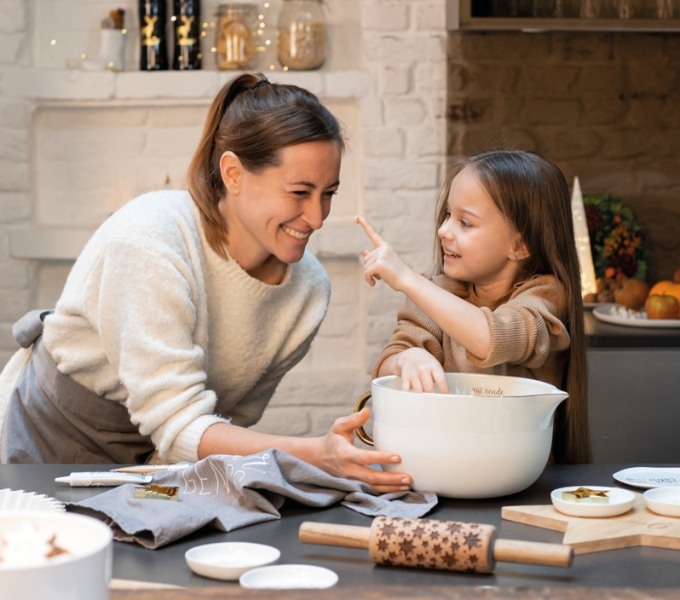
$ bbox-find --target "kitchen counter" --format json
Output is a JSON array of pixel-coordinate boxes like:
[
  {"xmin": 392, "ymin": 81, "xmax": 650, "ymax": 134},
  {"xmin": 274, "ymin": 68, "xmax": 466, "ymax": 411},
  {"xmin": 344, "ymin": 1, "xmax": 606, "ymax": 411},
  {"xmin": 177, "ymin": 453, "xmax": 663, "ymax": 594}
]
[
  {"xmin": 3, "ymin": 462, "xmax": 680, "ymax": 598},
  {"xmin": 583, "ymin": 308, "xmax": 680, "ymax": 464},
  {"xmin": 584, "ymin": 308, "xmax": 680, "ymax": 348}
]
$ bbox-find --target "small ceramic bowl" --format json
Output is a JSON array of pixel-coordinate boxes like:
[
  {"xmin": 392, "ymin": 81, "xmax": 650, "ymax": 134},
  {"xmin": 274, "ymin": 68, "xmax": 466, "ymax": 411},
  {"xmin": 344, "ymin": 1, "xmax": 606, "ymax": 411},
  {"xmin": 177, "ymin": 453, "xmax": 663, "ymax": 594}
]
[
  {"xmin": 239, "ymin": 564, "xmax": 338, "ymax": 589},
  {"xmin": 643, "ymin": 486, "xmax": 680, "ymax": 517},
  {"xmin": 551, "ymin": 486, "xmax": 636, "ymax": 517},
  {"xmin": 185, "ymin": 542, "xmax": 280, "ymax": 581}
]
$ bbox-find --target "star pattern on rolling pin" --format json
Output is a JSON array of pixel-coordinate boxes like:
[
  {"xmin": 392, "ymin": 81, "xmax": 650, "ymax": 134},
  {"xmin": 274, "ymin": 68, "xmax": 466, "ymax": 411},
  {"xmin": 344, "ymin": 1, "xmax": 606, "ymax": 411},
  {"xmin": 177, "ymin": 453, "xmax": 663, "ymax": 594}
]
[{"xmin": 370, "ymin": 516, "xmax": 495, "ymax": 572}]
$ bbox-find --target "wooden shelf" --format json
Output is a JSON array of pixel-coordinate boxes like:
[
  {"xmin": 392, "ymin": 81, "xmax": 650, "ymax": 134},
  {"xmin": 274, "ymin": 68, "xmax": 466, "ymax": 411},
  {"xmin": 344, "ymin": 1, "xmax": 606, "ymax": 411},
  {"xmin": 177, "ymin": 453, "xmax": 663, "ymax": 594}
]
[{"xmin": 447, "ymin": 1, "xmax": 680, "ymax": 31}]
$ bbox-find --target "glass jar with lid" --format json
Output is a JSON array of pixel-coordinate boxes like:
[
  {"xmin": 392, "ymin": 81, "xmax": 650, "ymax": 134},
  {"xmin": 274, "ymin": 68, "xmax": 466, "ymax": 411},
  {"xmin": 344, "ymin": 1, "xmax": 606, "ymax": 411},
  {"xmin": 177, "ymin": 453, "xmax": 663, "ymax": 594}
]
[
  {"xmin": 216, "ymin": 3, "xmax": 258, "ymax": 70},
  {"xmin": 277, "ymin": 0, "xmax": 327, "ymax": 70}
]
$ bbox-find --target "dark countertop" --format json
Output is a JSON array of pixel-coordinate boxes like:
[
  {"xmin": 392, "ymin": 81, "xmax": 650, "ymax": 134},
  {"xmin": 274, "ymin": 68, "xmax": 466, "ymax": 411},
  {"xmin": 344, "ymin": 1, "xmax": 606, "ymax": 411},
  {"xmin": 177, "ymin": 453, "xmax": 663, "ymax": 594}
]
[
  {"xmin": 584, "ymin": 308, "xmax": 680, "ymax": 348},
  {"xmin": 3, "ymin": 462, "xmax": 680, "ymax": 598}
]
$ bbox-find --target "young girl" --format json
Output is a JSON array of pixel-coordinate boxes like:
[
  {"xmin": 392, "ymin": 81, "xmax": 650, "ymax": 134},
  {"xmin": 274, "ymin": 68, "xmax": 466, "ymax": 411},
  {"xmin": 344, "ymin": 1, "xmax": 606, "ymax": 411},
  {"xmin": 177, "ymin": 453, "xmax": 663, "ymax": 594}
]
[{"xmin": 357, "ymin": 149, "xmax": 592, "ymax": 464}]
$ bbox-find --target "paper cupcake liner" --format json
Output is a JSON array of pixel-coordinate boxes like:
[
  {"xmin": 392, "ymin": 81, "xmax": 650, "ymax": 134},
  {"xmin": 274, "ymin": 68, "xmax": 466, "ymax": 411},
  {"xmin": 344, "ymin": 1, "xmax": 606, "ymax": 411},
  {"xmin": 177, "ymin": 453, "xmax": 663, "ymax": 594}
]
[{"xmin": 0, "ymin": 488, "xmax": 65, "ymax": 513}]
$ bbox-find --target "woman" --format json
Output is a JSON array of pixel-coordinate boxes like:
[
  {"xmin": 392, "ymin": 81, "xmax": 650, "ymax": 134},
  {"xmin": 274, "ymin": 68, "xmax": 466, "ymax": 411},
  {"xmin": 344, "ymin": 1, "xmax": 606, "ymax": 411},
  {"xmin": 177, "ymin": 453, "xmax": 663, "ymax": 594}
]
[{"xmin": 0, "ymin": 73, "xmax": 412, "ymax": 493}]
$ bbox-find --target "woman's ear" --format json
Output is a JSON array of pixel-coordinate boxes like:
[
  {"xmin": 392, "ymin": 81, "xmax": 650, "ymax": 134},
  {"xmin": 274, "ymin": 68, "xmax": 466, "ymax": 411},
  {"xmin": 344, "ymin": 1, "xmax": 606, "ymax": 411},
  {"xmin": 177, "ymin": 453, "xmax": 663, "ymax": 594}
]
[{"xmin": 219, "ymin": 151, "xmax": 242, "ymax": 193}]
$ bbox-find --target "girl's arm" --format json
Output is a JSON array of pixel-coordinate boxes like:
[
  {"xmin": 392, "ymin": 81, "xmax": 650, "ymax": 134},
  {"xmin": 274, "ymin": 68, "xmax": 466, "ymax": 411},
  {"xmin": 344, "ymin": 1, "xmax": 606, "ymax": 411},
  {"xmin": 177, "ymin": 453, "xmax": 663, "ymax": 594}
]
[{"xmin": 357, "ymin": 216, "xmax": 491, "ymax": 358}]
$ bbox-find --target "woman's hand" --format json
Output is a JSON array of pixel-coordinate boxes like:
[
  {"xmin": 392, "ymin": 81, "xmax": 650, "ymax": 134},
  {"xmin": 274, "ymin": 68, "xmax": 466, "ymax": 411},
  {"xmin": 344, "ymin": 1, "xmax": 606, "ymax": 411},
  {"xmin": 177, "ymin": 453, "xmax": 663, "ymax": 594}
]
[
  {"xmin": 312, "ymin": 408, "xmax": 413, "ymax": 494},
  {"xmin": 356, "ymin": 216, "xmax": 414, "ymax": 292},
  {"xmin": 388, "ymin": 348, "xmax": 449, "ymax": 393}
]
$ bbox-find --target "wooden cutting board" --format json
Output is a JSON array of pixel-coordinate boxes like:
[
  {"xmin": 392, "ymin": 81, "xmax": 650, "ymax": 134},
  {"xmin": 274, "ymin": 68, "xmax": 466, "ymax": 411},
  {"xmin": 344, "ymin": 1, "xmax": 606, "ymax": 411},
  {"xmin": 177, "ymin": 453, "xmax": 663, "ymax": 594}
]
[{"xmin": 502, "ymin": 494, "xmax": 680, "ymax": 554}]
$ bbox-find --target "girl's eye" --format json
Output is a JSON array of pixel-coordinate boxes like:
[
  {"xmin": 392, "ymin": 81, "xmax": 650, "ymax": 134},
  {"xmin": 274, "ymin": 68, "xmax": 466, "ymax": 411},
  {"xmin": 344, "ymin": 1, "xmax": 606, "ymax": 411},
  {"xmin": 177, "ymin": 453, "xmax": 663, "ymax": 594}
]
[{"xmin": 459, "ymin": 218, "xmax": 471, "ymax": 228}]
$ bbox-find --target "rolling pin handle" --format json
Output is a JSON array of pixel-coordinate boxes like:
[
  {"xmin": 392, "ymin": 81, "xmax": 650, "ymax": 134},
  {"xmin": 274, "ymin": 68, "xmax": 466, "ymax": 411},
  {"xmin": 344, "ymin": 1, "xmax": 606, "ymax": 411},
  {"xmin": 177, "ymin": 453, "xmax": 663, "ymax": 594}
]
[
  {"xmin": 493, "ymin": 539, "xmax": 574, "ymax": 568},
  {"xmin": 299, "ymin": 521, "xmax": 371, "ymax": 550}
]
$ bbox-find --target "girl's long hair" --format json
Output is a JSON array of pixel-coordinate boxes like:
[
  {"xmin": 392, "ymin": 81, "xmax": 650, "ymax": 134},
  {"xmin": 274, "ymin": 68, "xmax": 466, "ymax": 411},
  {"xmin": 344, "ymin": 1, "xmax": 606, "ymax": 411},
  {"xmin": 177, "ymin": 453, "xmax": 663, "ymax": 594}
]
[
  {"xmin": 434, "ymin": 149, "xmax": 592, "ymax": 464},
  {"xmin": 187, "ymin": 73, "xmax": 344, "ymax": 258}
]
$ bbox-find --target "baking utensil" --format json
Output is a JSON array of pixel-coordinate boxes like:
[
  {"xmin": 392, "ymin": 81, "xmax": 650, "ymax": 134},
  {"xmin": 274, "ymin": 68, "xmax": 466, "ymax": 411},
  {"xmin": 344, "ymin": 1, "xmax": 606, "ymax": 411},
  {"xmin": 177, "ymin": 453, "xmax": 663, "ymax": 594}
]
[
  {"xmin": 0, "ymin": 511, "xmax": 112, "ymax": 600},
  {"xmin": 613, "ymin": 467, "xmax": 680, "ymax": 489},
  {"xmin": 239, "ymin": 565, "xmax": 338, "ymax": 589},
  {"xmin": 502, "ymin": 494, "xmax": 680, "ymax": 554},
  {"xmin": 643, "ymin": 487, "xmax": 680, "ymax": 518},
  {"xmin": 0, "ymin": 488, "xmax": 65, "ymax": 513},
  {"xmin": 550, "ymin": 486, "xmax": 635, "ymax": 517},
  {"xmin": 299, "ymin": 516, "xmax": 573, "ymax": 574},
  {"xmin": 354, "ymin": 372, "xmax": 567, "ymax": 498},
  {"xmin": 185, "ymin": 542, "xmax": 280, "ymax": 581}
]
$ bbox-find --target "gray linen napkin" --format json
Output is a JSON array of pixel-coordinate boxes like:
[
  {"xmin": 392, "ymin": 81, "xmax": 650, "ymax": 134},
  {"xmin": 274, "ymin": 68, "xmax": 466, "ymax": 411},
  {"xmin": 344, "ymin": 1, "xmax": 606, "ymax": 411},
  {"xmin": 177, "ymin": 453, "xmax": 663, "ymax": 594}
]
[{"xmin": 66, "ymin": 449, "xmax": 437, "ymax": 548}]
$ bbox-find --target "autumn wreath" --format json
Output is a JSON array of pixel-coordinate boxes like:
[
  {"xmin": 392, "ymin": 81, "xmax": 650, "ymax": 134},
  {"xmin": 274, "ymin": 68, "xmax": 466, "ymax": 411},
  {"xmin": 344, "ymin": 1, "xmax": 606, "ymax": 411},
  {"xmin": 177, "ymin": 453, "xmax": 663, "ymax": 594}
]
[{"xmin": 584, "ymin": 194, "xmax": 648, "ymax": 281}]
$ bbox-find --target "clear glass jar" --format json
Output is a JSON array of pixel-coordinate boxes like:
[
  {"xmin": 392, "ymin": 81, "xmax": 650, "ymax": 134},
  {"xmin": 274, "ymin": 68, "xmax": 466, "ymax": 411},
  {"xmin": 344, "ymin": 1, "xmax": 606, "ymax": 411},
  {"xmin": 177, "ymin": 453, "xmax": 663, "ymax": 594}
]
[
  {"xmin": 216, "ymin": 3, "xmax": 258, "ymax": 70},
  {"xmin": 277, "ymin": 0, "xmax": 327, "ymax": 71}
]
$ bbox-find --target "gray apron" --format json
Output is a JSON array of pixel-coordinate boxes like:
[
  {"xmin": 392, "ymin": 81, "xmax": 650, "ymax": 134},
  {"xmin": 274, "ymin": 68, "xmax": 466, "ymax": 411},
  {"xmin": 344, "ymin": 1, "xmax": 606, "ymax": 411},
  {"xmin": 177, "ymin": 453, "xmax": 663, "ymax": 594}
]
[{"xmin": 0, "ymin": 310, "xmax": 154, "ymax": 464}]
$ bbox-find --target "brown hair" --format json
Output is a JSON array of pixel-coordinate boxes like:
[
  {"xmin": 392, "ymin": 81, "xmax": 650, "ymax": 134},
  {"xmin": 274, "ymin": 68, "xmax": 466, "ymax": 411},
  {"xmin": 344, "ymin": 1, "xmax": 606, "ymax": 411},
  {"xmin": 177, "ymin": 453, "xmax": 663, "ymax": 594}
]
[
  {"xmin": 187, "ymin": 73, "xmax": 345, "ymax": 258},
  {"xmin": 434, "ymin": 149, "xmax": 592, "ymax": 464}
]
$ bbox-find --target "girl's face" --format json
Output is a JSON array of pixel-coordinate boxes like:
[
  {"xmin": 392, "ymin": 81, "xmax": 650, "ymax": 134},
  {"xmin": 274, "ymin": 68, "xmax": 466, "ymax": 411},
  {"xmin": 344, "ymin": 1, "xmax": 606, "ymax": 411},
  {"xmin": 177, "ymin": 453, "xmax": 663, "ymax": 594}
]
[
  {"xmin": 219, "ymin": 140, "xmax": 341, "ymax": 278},
  {"xmin": 437, "ymin": 167, "xmax": 528, "ymax": 298}
]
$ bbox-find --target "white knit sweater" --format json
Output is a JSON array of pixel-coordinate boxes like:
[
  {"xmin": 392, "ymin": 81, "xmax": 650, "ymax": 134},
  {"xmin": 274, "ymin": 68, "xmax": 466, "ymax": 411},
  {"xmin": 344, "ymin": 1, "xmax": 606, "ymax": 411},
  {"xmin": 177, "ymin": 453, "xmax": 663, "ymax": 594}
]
[{"xmin": 41, "ymin": 190, "xmax": 330, "ymax": 463}]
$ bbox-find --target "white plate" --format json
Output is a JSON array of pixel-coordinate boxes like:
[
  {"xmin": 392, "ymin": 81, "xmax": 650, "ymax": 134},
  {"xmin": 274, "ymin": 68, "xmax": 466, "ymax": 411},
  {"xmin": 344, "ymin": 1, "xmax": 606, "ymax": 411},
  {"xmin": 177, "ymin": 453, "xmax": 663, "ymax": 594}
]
[
  {"xmin": 240, "ymin": 564, "xmax": 338, "ymax": 589},
  {"xmin": 0, "ymin": 488, "xmax": 65, "ymax": 513},
  {"xmin": 551, "ymin": 486, "xmax": 635, "ymax": 517},
  {"xmin": 593, "ymin": 304, "xmax": 680, "ymax": 328},
  {"xmin": 644, "ymin": 487, "xmax": 680, "ymax": 517},
  {"xmin": 185, "ymin": 542, "xmax": 280, "ymax": 581},
  {"xmin": 613, "ymin": 467, "xmax": 680, "ymax": 489}
]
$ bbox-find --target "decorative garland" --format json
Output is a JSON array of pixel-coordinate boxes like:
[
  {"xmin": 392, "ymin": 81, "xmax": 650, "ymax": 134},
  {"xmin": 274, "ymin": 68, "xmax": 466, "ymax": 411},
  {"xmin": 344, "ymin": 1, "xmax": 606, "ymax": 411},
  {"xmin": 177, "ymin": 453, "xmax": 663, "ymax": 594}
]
[{"xmin": 584, "ymin": 194, "xmax": 648, "ymax": 281}]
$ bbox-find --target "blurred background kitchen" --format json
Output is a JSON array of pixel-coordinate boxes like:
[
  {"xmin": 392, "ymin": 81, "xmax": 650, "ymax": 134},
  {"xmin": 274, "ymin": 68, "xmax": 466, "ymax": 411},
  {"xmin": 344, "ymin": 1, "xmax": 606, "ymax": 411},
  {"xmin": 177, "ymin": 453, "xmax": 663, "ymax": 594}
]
[{"xmin": 1, "ymin": 0, "xmax": 678, "ymax": 443}]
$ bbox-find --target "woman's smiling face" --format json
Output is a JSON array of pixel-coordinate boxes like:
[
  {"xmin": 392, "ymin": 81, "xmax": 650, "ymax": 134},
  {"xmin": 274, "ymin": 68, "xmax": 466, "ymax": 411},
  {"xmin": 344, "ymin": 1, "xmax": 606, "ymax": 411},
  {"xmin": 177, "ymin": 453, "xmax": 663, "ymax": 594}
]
[
  {"xmin": 220, "ymin": 140, "xmax": 341, "ymax": 275},
  {"xmin": 437, "ymin": 166, "xmax": 526, "ymax": 295}
]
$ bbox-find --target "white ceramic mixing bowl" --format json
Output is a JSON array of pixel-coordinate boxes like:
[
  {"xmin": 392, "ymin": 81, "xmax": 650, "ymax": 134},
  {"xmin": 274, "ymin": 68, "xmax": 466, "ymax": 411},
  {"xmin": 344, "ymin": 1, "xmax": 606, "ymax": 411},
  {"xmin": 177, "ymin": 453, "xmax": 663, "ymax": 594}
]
[
  {"xmin": 355, "ymin": 372, "xmax": 568, "ymax": 499},
  {"xmin": 0, "ymin": 511, "xmax": 112, "ymax": 600}
]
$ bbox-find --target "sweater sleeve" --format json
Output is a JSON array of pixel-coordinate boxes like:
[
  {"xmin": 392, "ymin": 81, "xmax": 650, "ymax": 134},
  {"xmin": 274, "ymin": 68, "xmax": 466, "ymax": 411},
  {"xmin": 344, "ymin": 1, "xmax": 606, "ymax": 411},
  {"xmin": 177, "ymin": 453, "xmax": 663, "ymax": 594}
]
[
  {"xmin": 84, "ymin": 235, "xmax": 225, "ymax": 462},
  {"xmin": 470, "ymin": 275, "xmax": 570, "ymax": 369},
  {"xmin": 373, "ymin": 274, "xmax": 570, "ymax": 376}
]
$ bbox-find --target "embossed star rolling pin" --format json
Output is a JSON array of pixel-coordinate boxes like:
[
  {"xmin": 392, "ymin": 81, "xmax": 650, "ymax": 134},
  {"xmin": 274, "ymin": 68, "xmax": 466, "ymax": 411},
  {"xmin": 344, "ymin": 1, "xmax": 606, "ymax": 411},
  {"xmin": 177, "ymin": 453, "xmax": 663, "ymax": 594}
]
[{"xmin": 299, "ymin": 516, "xmax": 573, "ymax": 573}]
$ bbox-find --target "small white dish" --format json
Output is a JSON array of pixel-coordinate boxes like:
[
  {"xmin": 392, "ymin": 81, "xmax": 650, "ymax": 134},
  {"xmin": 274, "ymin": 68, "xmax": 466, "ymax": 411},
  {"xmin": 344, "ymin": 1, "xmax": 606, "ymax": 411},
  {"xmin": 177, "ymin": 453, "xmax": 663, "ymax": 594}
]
[
  {"xmin": 185, "ymin": 542, "xmax": 280, "ymax": 581},
  {"xmin": 643, "ymin": 487, "xmax": 680, "ymax": 517},
  {"xmin": 551, "ymin": 486, "xmax": 636, "ymax": 517},
  {"xmin": 240, "ymin": 564, "xmax": 338, "ymax": 589},
  {"xmin": 613, "ymin": 467, "xmax": 680, "ymax": 489}
]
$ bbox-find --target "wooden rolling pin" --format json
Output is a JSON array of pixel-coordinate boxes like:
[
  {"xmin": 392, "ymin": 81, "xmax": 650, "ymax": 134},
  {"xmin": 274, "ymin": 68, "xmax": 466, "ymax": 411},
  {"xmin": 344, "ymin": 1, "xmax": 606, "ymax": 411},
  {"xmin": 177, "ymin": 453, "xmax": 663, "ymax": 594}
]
[{"xmin": 299, "ymin": 516, "xmax": 573, "ymax": 574}]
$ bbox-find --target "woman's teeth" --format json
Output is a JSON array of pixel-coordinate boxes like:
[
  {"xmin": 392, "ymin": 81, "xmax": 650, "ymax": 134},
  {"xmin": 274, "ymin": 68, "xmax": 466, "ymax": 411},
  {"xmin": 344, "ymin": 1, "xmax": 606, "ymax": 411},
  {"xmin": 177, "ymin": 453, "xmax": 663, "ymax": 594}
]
[{"xmin": 282, "ymin": 225, "xmax": 310, "ymax": 240}]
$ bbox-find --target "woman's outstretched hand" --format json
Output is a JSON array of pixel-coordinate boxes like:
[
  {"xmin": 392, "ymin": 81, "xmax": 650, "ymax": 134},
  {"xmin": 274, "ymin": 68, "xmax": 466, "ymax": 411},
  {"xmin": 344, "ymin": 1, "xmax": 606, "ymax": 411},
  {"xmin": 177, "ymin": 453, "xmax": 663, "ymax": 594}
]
[
  {"xmin": 356, "ymin": 216, "xmax": 413, "ymax": 292},
  {"xmin": 314, "ymin": 407, "xmax": 413, "ymax": 494}
]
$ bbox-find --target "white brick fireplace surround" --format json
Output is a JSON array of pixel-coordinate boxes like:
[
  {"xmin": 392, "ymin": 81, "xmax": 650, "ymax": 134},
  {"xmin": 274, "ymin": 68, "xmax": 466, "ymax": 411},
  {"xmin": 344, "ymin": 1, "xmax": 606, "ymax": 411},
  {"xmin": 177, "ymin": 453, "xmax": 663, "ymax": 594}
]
[{"xmin": 0, "ymin": 0, "xmax": 447, "ymax": 437}]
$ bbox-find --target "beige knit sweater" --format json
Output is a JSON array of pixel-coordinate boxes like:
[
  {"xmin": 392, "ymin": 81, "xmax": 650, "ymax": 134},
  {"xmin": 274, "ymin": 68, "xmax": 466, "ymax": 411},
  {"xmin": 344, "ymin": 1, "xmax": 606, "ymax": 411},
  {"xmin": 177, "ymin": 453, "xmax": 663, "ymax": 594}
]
[
  {"xmin": 373, "ymin": 274, "xmax": 571, "ymax": 389},
  {"xmin": 40, "ymin": 190, "xmax": 330, "ymax": 463}
]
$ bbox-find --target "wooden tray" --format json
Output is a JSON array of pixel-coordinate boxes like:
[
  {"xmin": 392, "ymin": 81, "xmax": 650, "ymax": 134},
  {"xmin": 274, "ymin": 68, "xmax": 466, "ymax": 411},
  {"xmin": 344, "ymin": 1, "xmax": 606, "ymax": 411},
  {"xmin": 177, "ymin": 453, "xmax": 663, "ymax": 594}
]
[{"xmin": 502, "ymin": 494, "xmax": 680, "ymax": 554}]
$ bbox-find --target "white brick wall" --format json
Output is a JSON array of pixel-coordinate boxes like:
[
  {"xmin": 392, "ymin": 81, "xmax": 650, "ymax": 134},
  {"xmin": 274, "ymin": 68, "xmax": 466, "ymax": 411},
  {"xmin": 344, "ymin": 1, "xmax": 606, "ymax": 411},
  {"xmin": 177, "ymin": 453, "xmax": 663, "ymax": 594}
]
[{"xmin": 0, "ymin": 0, "xmax": 447, "ymax": 436}]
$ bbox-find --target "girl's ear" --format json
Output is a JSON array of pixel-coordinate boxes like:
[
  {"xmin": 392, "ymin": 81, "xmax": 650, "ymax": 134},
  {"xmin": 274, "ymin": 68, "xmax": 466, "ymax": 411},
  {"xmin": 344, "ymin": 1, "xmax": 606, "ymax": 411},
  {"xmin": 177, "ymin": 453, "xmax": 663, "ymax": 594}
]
[
  {"xmin": 510, "ymin": 233, "xmax": 530, "ymax": 262},
  {"xmin": 219, "ymin": 151, "xmax": 243, "ymax": 193}
]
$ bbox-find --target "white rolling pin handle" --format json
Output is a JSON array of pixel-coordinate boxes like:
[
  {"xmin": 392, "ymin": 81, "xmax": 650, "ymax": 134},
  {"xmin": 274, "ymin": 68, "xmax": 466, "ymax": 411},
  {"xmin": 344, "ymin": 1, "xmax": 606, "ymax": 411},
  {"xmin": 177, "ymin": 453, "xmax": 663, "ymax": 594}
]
[
  {"xmin": 494, "ymin": 539, "xmax": 574, "ymax": 568},
  {"xmin": 299, "ymin": 521, "xmax": 371, "ymax": 550}
]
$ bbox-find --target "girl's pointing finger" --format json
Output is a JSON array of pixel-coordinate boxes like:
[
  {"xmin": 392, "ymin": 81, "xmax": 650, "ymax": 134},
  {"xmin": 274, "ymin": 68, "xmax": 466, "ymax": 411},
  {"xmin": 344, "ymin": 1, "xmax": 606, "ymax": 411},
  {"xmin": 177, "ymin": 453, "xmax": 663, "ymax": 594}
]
[{"xmin": 355, "ymin": 215, "xmax": 385, "ymax": 248}]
